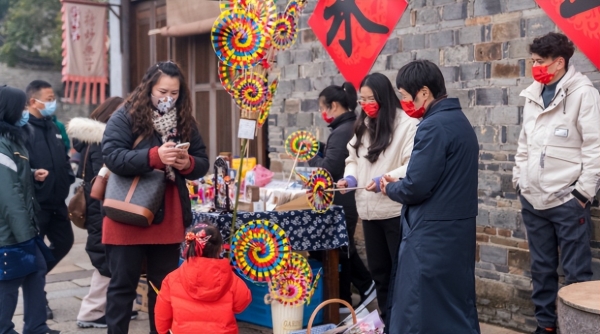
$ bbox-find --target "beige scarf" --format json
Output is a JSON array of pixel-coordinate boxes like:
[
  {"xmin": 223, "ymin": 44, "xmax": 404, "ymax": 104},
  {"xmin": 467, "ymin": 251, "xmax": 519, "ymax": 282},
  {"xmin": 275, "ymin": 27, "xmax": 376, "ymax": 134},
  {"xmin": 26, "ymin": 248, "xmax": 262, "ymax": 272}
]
[{"xmin": 153, "ymin": 108, "xmax": 178, "ymax": 181}]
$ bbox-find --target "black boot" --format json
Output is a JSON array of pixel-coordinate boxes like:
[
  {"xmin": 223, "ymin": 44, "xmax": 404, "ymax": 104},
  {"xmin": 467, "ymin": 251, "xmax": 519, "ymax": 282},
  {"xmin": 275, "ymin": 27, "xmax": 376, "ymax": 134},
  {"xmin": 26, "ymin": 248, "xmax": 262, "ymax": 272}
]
[
  {"xmin": 533, "ymin": 326, "xmax": 557, "ymax": 334},
  {"xmin": 45, "ymin": 293, "xmax": 53, "ymax": 320}
]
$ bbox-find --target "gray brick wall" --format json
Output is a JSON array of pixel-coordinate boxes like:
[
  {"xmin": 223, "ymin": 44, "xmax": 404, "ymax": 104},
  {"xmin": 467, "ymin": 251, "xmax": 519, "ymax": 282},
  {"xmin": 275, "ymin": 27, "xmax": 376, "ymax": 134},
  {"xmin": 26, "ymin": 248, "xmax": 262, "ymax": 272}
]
[
  {"xmin": 268, "ymin": 1, "xmax": 600, "ymax": 331},
  {"xmin": 0, "ymin": 64, "xmax": 91, "ymax": 123}
]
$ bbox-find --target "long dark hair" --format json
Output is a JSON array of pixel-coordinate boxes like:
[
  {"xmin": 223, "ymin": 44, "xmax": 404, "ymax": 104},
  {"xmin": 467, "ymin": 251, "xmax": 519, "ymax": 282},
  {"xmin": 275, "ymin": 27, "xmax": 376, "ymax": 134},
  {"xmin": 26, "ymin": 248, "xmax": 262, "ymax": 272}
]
[
  {"xmin": 90, "ymin": 96, "xmax": 124, "ymax": 124},
  {"xmin": 319, "ymin": 82, "xmax": 358, "ymax": 112},
  {"xmin": 352, "ymin": 73, "xmax": 400, "ymax": 163},
  {"xmin": 125, "ymin": 61, "xmax": 196, "ymax": 141},
  {"xmin": 184, "ymin": 223, "xmax": 223, "ymax": 260}
]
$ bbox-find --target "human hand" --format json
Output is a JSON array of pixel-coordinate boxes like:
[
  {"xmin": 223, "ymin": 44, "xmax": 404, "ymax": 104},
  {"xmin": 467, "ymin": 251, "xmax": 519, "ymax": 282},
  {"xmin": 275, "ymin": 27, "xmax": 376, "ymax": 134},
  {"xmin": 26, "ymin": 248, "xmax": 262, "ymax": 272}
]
[
  {"xmin": 577, "ymin": 199, "xmax": 586, "ymax": 208},
  {"xmin": 34, "ymin": 169, "xmax": 49, "ymax": 182},
  {"xmin": 172, "ymin": 155, "xmax": 191, "ymax": 171},
  {"xmin": 381, "ymin": 175, "xmax": 396, "ymax": 196},
  {"xmin": 158, "ymin": 142, "xmax": 180, "ymax": 166},
  {"xmin": 336, "ymin": 179, "xmax": 348, "ymax": 194},
  {"xmin": 365, "ymin": 180, "xmax": 376, "ymax": 192}
]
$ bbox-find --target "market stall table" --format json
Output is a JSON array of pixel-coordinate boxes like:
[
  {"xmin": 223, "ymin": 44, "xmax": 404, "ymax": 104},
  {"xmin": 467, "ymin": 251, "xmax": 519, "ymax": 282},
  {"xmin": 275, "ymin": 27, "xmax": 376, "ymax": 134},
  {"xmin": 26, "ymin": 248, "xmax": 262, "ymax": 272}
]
[{"xmin": 192, "ymin": 206, "xmax": 349, "ymax": 324}]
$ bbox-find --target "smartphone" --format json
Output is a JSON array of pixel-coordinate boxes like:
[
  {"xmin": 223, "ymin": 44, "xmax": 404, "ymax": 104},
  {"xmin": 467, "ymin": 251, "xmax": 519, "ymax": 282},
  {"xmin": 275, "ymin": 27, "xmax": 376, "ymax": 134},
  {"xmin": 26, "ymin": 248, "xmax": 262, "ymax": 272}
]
[{"xmin": 176, "ymin": 142, "xmax": 190, "ymax": 150}]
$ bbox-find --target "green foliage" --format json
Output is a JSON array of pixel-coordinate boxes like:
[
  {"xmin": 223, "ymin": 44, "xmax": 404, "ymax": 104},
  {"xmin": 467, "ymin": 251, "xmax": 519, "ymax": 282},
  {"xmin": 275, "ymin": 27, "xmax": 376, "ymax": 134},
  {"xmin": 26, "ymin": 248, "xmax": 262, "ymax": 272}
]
[{"xmin": 0, "ymin": 0, "xmax": 62, "ymax": 68}]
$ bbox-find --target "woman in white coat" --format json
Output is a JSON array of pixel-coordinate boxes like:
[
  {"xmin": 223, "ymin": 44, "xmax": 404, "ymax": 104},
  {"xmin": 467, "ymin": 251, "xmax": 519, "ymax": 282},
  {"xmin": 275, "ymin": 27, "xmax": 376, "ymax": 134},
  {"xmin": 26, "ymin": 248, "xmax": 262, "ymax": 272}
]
[{"xmin": 337, "ymin": 73, "xmax": 418, "ymax": 322}]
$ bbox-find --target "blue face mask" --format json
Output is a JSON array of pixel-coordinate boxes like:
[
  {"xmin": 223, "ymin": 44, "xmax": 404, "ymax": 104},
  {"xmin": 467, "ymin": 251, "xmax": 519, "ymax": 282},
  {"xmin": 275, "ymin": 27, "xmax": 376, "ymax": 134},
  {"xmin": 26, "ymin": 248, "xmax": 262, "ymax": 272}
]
[
  {"xmin": 15, "ymin": 110, "xmax": 29, "ymax": 127},
  {"xmin": 35, "ymin": 99, "xmax": 57, "ymax": 117}
]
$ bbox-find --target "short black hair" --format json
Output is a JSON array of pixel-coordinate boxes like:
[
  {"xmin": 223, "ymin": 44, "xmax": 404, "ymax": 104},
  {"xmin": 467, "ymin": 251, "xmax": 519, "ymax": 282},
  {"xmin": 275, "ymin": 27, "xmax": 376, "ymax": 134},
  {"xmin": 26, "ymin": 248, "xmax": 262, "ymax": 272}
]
[
  {"xmin": 396, "ymin": 60, "xmax": 447, "ymax": 100},
  {"xmin": 25, "ymin": 80, "xmax": 53, "ymax": 102},
  {"xmin": 318, "ymin": 82, "xmax": 358, "ymax": 112},
  {"xmin": 0, "ymin": 86, "xmax": 27, "ymax": 124},
  {"xmin": 529, "ymin": 32, "xmax": 575, "ymax": 68}
]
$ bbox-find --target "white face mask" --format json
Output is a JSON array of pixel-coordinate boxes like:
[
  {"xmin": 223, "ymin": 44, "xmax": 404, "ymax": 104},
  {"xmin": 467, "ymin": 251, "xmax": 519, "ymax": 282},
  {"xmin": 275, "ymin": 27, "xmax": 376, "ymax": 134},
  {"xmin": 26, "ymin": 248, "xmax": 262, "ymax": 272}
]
[{"xmin": 151, "ymin": 95, "xmax": 176, "ymax": 113}]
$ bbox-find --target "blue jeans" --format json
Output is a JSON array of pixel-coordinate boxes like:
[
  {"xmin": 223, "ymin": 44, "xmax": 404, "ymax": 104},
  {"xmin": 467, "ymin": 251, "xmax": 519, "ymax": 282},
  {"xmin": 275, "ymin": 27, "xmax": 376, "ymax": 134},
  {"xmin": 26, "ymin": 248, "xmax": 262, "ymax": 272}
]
[
  {"xmin": 0, "ymin": 245, "xmax": 50, "ymax": 334},
  {"xmin": 520, "ymin": 196, "xmax": 593, "ymax": 328}
]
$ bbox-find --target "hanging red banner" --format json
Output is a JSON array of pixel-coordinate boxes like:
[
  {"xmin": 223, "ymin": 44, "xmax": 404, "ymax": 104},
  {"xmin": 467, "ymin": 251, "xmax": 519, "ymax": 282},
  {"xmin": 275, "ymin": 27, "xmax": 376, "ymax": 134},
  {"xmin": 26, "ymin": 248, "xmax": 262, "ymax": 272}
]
[
  {"xmin": 535, "ymin": 0, "xmax": 600, "ymax": 70},
  {"xmin": 308, "ymin": 0, "xmax": 407, "ymax": 89}
]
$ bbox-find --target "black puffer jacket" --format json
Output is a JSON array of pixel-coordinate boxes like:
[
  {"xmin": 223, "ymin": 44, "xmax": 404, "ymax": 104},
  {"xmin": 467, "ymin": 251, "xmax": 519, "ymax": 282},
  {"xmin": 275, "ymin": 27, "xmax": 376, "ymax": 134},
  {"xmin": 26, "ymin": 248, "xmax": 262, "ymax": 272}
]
[
  {"xmin": 308, "ymin": 111, "xmax": 357, "ymax": 208},
  {"xmin": 68, "ymin": 117, "xmax": 109, "ymax": 276},
  {"xmin": 26, "ymin": 115, "xmax": 75, "ymax": 208},
  {"xmin": 102, "ymin": 107, "xmax": 210, "ymax": 227}
]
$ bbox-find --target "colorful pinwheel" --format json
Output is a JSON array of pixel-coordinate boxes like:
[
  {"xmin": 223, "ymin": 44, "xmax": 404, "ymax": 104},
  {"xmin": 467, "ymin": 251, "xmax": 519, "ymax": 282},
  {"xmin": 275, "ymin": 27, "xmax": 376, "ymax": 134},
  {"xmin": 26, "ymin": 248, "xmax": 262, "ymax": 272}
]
[
  {"xmin": 218, "ymin": 61, "xmax": 241, "ymax": 96},
  {"xmin": 232, "ymin": 219, "xmax": 291, "ymax": 282},
  {"xmin": 307, "ymin": 168, "xmax": 334, "ymax": 213},
  {"xmin": 272, "ymin": 12, "xmax": 298, "ymax": 50},
  {"xmin": 285, "ymin": 130, "xmax": 319, "ymax": 162},
  {"xmin": 233, "ymin": 73, "xmax": 269, "ymax": 113},
  {"xmin": 211, "ymin": 8, "xmax": 269, "ymax": 69},
  {"xmin": 269, "ymin": 253, "xmax": 322, "ymax": 305},
  {"xmin": 257, "ymin": 94, "xmax": 272, "ymax": 127}
]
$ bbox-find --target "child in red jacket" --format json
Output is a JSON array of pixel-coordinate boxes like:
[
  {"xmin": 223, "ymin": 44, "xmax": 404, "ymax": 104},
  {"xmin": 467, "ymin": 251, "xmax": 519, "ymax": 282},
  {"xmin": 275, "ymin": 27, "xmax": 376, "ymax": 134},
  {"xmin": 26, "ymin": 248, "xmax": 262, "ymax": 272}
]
[{"xmin": 155, "ymin": 223, "xmax": 251, "ymax": 334}]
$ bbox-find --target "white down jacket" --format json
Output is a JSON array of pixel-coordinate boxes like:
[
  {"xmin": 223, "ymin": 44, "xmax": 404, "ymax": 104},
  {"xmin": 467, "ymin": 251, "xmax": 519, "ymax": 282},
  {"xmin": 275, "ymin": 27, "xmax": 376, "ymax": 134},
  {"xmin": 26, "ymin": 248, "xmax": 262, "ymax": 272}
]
[
  {"xmin": 513, "ymin": 66, "xmax": 600, "ymax": 210},
  {"xmin": 344, "ymin": 110, "xmax": 419, "ymax": 220}
]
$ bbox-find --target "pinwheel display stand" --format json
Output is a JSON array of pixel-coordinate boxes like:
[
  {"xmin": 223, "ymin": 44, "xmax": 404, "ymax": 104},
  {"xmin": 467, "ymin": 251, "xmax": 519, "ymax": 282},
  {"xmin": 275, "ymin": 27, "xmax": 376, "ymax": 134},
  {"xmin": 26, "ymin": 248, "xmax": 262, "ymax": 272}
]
[{"xmin": 191, "ymin": 207, "xmax": 349, "ymax": 325}]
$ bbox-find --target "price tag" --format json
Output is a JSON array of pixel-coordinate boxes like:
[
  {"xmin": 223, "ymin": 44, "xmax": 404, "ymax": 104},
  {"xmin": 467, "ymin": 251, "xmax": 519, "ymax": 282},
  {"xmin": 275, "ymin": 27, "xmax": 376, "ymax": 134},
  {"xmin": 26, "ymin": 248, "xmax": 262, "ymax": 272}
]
[{"xmin": 237, "ymin": 119, "xmax": 256, "ymax": 139}]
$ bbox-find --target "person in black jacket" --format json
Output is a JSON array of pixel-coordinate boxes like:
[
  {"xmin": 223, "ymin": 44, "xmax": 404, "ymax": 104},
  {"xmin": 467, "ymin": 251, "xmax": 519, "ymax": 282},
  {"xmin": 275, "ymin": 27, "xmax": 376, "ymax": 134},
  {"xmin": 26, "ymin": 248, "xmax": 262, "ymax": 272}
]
[
  {"xmin": 67, "ymin": 97, "xmax": 125, "ymax": 328},
  {"xmin": 382, "ymin": 60, "xmax": 480, "ymax": 333},
  {"xmin": 25, "ymin": 80, "xmax": 76, "ymax": 320},
  {"xmin": 101, "ymin": 61, "xmax": 210, "ymax": 333},
  {"xmin": 0, "ymin": 85, "xmax": 61, "ymax": 334},
  {"xmin": 308, "ymin": 82, "xmax": 375, "ymax": 314}
]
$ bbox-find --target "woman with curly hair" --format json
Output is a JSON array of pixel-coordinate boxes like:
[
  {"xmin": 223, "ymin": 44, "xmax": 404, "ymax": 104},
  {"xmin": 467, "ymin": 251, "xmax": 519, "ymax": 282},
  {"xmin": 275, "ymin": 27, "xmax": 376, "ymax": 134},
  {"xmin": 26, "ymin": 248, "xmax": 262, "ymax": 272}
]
[{"xmin": 101, "ymin": 61, "xmax": 210, "ymax": 333}]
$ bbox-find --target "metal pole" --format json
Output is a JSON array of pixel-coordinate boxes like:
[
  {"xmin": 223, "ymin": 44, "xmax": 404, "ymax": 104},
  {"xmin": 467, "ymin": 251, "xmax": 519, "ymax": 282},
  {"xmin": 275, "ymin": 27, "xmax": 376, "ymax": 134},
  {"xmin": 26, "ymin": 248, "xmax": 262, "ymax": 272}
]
[{"xmin": 120, "ymin": 0, "xmax": 131, "ymax": 94}]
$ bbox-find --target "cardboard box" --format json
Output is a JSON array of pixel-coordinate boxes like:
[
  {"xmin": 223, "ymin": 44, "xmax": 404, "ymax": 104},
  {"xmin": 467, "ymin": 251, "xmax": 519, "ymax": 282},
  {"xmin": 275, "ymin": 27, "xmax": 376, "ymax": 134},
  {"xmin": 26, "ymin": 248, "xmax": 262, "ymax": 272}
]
[
  {"xmin": 275, "ymin": 193, "xmax": 312, "ymax": 211},
  {"xmin": 136, "ymin": 275, "xmax": 148, "ymax": 313}
]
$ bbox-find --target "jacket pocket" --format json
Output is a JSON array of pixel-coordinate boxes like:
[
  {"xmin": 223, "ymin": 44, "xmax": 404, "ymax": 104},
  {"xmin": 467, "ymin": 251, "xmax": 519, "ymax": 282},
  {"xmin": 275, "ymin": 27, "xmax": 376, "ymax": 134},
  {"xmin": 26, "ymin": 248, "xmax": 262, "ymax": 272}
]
[{"xmin": 540, "ymin": 145, "xmax": 581, "ymax": 194}]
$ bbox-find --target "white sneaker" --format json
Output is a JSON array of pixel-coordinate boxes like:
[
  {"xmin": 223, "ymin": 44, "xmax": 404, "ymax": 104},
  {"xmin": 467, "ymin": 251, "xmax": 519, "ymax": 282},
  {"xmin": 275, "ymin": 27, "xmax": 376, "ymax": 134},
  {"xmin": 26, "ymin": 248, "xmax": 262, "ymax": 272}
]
[{"xmin": 358, "ymin": 281, "xmax": 376, "ymax": 308}]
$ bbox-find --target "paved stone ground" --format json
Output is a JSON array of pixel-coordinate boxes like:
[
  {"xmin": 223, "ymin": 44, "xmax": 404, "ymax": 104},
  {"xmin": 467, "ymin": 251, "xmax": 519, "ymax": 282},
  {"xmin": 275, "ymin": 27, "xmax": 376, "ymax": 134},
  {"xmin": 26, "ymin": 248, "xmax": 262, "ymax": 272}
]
[{"xmin": 10, "ymin": 183, "xmax": 525, "ymax": 334}]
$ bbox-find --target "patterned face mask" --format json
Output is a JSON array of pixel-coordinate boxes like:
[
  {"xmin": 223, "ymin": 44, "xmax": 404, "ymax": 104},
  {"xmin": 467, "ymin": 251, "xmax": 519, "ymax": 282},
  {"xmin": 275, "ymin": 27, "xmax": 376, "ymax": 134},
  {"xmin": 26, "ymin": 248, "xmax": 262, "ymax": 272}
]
[{"xmin": 151, "ymin": 95, "xmax": 177, "ymax": 113}]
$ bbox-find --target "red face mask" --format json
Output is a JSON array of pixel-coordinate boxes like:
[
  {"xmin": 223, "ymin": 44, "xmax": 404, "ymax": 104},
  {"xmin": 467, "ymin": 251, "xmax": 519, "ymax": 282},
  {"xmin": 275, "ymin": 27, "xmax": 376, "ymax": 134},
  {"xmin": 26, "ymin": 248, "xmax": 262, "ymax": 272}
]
[
  {"xmin": 360, "ymin": 102, "xmax": 379, "ymax": 118},
  {"xmin": 321, "ymin": 110, "xmax": 335, "ymax": 124},
  {"xmin": 401, "ymin": 100, "xmax": 426, "ymax": 119},
  {"xmin": 532, "ymin": 58, "xmax": 559, "ymax": 85}
]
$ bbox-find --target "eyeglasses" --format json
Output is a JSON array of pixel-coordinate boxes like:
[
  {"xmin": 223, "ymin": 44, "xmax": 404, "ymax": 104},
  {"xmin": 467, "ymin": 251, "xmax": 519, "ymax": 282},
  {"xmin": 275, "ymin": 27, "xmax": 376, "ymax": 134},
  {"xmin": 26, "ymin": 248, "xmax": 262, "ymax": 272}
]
[{"xmin": 358, "ymin": 99, "xmax": 377, "ymax": 104}]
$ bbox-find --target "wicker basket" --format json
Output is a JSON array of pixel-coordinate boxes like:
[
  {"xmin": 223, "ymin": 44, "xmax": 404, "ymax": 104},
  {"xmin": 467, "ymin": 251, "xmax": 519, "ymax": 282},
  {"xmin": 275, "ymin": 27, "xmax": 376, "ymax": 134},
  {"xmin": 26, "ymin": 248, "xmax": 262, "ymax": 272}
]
[{"xmin": 306, "ymin": 299, "xmax": 357, "ymax": 334}]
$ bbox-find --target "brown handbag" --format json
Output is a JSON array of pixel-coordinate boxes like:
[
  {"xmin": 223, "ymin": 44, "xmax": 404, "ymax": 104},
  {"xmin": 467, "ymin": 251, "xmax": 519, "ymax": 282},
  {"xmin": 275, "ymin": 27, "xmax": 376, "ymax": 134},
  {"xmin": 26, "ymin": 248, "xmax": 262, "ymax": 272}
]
[
  {"xmin": 68, "ymin": 146, "xmax": 90, "ymax": 229},
  {"xmin": 101, "ymin": 136, "xmax": 166, "ymax": 227},
  {"xmin": 90, "ymin": 136, "xmax": 144, "ymax": 201}
]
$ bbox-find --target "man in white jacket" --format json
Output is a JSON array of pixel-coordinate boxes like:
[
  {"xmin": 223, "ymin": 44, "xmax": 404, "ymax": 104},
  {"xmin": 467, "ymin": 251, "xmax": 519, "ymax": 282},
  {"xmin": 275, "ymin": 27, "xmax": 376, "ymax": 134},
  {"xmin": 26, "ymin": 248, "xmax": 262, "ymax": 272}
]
[{"xmin": 513, "ymin": 32, "xmax": 599, "ymax": 334}]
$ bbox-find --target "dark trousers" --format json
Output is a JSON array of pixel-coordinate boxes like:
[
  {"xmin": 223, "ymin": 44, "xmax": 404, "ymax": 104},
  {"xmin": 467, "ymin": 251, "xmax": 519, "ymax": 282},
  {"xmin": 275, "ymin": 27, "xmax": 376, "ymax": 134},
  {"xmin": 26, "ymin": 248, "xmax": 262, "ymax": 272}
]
[
  {"xmin": 520, "ymin": 197, "xmax": 593, "ymax": 328},
  {"xmin": 362, "ymin": 216, "xmax": 401, "ymax": 322},
  {"xmin": 0, "ymin": 246, "xmax": 50, "ymax": 334},
  {"xmin": 37, "ymin": 204, "xmax": 74, "ymax": 273},
  {"xmin": 339, "ymin": 207, "xmax": 373, "ymax": 304},
  {"xmin": 105, "ymin": 244, "xmax": 180, "ymax": 334}
]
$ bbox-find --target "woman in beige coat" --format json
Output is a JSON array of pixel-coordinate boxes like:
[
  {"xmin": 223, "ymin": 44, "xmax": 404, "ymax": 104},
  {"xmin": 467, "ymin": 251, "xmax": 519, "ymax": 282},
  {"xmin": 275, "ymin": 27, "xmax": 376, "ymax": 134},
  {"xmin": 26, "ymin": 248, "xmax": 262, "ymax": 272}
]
[{"xmin": 337, "ymin": 73, "xmax": 418, "ymax": 322}]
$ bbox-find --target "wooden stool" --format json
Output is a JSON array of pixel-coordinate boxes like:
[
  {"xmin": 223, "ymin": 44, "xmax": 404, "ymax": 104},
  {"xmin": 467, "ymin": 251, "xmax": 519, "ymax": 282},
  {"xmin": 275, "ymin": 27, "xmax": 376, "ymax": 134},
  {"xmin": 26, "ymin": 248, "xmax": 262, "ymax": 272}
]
[{"xmin": 557, "ymin": 281, "xmax": 600, "ymax": 334}]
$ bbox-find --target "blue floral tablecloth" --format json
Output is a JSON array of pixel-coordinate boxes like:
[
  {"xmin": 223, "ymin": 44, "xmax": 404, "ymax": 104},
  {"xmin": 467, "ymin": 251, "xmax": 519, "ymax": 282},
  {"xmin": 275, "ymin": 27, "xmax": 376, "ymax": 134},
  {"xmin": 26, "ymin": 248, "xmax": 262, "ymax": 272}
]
[{"xmin": 191, "ymin": 206, "xmax": 348, "ymax": 251}]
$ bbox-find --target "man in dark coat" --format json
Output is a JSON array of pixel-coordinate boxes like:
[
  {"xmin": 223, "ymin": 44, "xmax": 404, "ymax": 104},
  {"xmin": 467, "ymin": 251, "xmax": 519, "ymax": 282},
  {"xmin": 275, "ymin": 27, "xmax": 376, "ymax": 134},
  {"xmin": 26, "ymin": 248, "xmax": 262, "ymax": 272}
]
[
  {"xmin": 381, "ymin": 60, "xmax": 480, "ymax": 334},
  {"xmin": 25, "ymin": 80, "xmax": 75, "ymax": 319}
]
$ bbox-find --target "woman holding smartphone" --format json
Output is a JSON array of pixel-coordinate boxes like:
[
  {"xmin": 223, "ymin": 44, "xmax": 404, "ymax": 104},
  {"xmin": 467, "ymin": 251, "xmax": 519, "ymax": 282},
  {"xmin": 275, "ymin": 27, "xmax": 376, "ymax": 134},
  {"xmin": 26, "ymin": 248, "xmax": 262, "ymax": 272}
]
[{"xmin": 101, "ymin": 61, "xmax": 210, "ymax": 333}]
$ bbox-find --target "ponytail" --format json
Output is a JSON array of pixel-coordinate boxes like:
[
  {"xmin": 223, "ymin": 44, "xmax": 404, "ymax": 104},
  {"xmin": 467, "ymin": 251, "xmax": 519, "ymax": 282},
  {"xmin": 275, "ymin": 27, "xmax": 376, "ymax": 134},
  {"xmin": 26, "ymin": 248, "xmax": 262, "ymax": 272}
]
[
  {"xmin": 184, "ymin": 223, "xmax": 223, "ymax": 260},
  {"xmin": 319, "ymin": 82, "xmax": 358, "ymax": 113}
]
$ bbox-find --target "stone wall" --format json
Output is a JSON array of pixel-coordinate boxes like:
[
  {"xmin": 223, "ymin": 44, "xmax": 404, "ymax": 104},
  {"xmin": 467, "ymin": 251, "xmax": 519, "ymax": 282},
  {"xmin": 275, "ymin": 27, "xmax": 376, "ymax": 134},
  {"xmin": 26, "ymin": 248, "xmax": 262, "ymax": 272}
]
[
  {"xmin": 268, "ymin": 0, "xmax": 600, "ymax": 331},
  {"xmin": 0, "ymin": 63, "xmax": 93, "ymax": 123}
]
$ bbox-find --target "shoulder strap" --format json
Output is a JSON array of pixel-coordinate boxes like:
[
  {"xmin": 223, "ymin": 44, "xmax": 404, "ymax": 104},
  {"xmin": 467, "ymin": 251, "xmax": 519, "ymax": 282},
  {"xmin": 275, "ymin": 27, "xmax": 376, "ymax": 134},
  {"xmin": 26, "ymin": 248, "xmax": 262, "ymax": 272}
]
[{"xmin": 81, "ymin": 145, "xmax": 91, "ymax": 179}]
